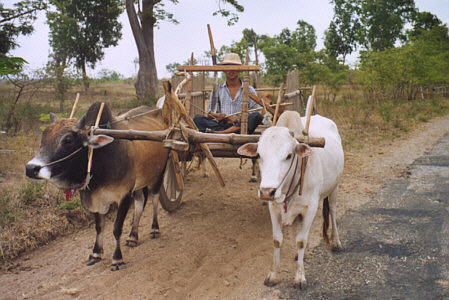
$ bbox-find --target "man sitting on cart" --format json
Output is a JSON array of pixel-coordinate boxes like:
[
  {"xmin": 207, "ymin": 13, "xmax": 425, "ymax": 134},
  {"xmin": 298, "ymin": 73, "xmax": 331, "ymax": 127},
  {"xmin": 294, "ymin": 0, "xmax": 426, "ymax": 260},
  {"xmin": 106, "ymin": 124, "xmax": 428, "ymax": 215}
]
[{"xmin": 193, "ymin": 53, "xmax": 262, "ymax": 134}]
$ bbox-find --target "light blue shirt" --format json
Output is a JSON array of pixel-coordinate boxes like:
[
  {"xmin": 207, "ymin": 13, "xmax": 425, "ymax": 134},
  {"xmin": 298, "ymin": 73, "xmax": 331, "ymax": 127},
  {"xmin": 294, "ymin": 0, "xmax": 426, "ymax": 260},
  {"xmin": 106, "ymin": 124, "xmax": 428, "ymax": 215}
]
[{"xmin": 208, "ymin": 80, "xmax": 260, "ymax": 115}]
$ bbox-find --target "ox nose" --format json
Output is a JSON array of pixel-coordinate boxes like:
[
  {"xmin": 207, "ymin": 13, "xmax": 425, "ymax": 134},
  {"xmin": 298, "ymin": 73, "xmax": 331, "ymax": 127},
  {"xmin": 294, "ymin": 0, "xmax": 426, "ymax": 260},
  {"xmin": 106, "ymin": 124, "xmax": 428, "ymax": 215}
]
[
  {"xmin": 260, "ymin": 188, "xmax": 276, "ymax": 200},
  {"xmin": 26, "ymin": 164, "xmax": 41, "ymax": 179}
]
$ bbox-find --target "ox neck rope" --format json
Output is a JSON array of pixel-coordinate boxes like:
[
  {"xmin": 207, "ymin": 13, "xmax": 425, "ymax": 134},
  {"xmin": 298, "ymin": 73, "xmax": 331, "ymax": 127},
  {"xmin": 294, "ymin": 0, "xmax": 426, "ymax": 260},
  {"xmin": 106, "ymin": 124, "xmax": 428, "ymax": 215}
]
[
  {"xmin": 277, "ymin": 153, "xmax": 303, "ymax": 213},
  {"xmin": 41, "ymin": 146, "xmax": 91, "ymax": 201}
]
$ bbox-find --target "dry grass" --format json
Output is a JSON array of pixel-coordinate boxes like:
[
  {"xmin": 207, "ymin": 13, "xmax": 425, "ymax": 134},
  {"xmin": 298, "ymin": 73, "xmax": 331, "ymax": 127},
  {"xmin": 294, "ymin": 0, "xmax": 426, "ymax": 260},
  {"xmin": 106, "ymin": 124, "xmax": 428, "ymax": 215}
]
[{"xmin": 0, "ymin": 80, "xmax": 448, "ymax": 264}]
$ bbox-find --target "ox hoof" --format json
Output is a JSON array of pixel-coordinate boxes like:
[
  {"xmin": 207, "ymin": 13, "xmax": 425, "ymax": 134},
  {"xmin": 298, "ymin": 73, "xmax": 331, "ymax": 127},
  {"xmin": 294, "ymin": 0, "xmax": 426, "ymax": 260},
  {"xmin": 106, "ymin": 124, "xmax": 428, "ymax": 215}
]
[
  {"xmin": 150, "ymin": 230, "xmax": 160, "ymax": 239},
  {"xmin": 249, "ymin": 177, "xmax": 257, "ymax": 183},
  {"xmin": 331, "ymin": 241, "xmax": 343, "ymax": 252},
  {"xmin": 111, "ymin": 261, "xmax": 126, "ymax": 271},
  {"xmin": 264, "ymin": 273, "xmax": 279, "ymax": 287},
  {"xmin": 125, "ymin": 239, "xmax": 138, "ymax": 248},
  {"xmin": 293, "ymin": 280, "xmax": 307, "ymax": 290},
  {"xmin": 87, "ymin": 255, "xmax": 101, "ymax": 266}
]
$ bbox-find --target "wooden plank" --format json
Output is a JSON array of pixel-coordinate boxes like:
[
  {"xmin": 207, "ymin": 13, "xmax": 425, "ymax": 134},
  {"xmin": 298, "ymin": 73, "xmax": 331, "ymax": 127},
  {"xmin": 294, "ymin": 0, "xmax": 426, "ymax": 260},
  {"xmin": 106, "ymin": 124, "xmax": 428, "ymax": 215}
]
[{"xmin": 178, "ymin": 65, "xmax": 260, "ymax": 72}]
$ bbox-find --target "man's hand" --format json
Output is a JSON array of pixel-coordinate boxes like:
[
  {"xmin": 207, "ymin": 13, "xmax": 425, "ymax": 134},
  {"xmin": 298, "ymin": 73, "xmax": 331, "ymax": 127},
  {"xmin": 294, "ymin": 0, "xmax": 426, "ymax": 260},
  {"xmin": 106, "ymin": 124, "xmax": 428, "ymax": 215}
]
[
  {"xmin": 207, "ymin": 113, "xmax": 226, "ymax": 121},
  {"xmin": 225, "ymin": 115, "xmax": 239, "ymax": 124}
]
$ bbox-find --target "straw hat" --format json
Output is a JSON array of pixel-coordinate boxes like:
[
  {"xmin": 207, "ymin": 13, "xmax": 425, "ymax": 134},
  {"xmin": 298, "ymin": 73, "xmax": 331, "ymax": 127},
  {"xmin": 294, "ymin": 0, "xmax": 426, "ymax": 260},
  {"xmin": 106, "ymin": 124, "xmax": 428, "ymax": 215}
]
[{"xmin": 219, "ymin": 53, "xmax": 242, "ymax": 65}]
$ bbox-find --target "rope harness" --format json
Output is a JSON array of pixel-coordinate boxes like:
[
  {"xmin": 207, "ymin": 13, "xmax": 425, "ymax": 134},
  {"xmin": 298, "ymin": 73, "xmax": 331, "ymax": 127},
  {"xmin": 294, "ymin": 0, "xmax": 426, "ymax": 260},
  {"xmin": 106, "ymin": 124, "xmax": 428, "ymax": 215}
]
[{"xmin": 269, "ymin": 152, "xmax": 304, "ymax": 213}]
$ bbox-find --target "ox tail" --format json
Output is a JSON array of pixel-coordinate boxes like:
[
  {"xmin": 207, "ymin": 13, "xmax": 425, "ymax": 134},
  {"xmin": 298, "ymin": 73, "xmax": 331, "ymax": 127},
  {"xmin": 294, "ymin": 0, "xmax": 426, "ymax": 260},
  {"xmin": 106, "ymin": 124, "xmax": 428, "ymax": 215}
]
[
  {"xmin": 322, "ymin": 197, "xmax": 330, "ymax": 245},
  {"xmin": 143, "ymin": 187, "xmax": 149, "ymax": 209}
]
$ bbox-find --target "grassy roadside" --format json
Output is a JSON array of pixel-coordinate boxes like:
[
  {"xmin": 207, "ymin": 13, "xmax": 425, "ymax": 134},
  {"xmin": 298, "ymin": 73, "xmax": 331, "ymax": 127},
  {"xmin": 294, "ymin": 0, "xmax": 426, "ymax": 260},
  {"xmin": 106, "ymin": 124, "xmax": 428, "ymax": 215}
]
[{"xmin": 1, "ymin": 81, "xmax": 448, "ymax": 264}]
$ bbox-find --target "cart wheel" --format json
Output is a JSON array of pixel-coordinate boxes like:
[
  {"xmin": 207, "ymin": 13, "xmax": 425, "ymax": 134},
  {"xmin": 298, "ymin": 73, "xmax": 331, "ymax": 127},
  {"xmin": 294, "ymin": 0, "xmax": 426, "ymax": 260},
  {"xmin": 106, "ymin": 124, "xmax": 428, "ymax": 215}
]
[{"xmin": 159, "ymin": 156, "xmax": 184, "ymax": 212}]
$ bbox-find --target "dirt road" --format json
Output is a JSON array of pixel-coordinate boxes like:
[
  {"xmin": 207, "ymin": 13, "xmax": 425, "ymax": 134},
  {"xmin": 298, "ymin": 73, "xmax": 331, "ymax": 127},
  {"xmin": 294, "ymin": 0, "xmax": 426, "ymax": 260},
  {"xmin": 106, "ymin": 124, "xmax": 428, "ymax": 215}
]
[{"xmin": 1, "ymin": 115, "xmax": 449, "ymax": 299}]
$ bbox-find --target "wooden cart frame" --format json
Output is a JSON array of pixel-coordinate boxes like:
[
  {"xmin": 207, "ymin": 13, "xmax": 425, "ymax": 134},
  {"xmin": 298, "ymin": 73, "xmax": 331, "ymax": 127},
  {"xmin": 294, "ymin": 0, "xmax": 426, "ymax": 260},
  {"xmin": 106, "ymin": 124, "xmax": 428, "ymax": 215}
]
[{"xmin": 90, "ymin": 63, "xmax": 321, "ymax": 212}]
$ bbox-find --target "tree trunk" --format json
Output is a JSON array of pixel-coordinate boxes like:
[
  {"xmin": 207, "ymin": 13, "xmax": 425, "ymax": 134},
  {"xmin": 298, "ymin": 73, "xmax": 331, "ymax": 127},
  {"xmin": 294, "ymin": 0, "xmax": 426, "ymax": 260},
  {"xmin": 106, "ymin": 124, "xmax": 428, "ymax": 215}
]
[
  {"xmin": 55, "ymin": 58, "xmax": 66, "ymax": 113},
  {"xmin": 82, "ymin": 59, "xmax": 90, "ymax": 93},
  {"xmin": 126, "ymin": 0, "xmax": 159, "ymax": 103}
]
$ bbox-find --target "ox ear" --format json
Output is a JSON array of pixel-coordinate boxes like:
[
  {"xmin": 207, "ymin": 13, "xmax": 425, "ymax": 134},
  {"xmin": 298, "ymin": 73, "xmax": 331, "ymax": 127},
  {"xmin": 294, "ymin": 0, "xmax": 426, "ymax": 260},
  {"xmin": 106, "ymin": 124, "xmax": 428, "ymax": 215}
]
[
  {"xmin": 237, "ymin": 143, "xmax": 258, "ymax": 157},
  {"xmin": 87, "ymin": 135, "xmax": 114, "ymax": 149},
  {"xmin": 50, "ymin": 112, "xmax": 60, "ymax": 122},
  {"xmin": 295, "ymin": 143, "xmax": 312, "ymax": 158}
]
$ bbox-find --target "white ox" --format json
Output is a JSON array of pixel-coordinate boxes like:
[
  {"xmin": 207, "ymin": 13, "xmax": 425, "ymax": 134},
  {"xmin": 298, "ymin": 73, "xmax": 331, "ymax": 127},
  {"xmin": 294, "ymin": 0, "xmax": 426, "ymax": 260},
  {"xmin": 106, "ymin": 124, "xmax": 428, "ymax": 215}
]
[{"xmin": 237, "ymin": 110, "xmax": 344, "ymax": 289}]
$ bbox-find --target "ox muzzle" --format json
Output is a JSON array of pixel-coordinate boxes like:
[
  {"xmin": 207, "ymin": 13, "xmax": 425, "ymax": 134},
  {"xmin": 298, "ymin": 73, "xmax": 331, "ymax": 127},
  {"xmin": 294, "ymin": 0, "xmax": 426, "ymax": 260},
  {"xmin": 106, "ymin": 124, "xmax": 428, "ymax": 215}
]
[
  {"xmin": 26, "ymin": 163, "xmax": 42, "ymax": 179},
  {"xmin": 259, "ymin": 187, "xmax": 277, "ymax": 201}
]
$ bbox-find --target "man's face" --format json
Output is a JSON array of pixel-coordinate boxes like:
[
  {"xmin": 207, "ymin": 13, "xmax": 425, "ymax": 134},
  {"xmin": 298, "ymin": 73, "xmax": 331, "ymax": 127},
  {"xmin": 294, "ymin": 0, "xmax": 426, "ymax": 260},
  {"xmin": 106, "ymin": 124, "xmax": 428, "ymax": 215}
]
[{"xmin": 224, "ymin": 70, "xmax": 240, "ymax": 81}]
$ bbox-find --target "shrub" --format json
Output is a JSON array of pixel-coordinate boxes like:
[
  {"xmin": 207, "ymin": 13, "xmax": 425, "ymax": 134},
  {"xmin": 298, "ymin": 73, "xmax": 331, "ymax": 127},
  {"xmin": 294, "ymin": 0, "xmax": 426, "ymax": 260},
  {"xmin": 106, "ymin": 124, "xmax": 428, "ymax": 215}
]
[
  {"xmin": 57, "ymin": 196, "xmax": 81, "ymax": 210},
  {"xmin": 20, "ymin": 182, "xmax": 44, "ymax": 205}
]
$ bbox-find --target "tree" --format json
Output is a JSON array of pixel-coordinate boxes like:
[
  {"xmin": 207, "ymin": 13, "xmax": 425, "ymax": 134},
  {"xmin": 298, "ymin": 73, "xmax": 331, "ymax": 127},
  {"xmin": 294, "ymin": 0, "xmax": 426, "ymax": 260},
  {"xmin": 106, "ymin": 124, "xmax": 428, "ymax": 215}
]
[
  {"xmin": 47, "ymin": 0, "xmax": 124, "ymax": 92},
  {"xmin": 325, "ymin": 0, "xmax": 360, "ymax": 64},
  {"xmin": 259, "ymin": 20, "xmax": 317, "ymax": 85},
  {"xmin": 406, "ymin": 11, "xmax": 442, "ymax": 40},
  {"xmin": 357, "ymin": 0, "xmax": 416, "ymax": 51},
  {"xmin": 0, "ymin": 0, "xmax": 46, "ymax": 75},
  {"xmin": 126, "ymin": 0, "xmax": 244, "ymax": 104}
]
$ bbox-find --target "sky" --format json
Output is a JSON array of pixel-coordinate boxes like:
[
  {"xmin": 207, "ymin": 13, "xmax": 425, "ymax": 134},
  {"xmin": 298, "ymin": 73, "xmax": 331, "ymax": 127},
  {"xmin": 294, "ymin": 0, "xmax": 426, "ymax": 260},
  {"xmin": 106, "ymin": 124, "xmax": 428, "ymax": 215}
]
[{"xmin": 6, "ymin": 0, "xmax": 449, "ymax": 79}]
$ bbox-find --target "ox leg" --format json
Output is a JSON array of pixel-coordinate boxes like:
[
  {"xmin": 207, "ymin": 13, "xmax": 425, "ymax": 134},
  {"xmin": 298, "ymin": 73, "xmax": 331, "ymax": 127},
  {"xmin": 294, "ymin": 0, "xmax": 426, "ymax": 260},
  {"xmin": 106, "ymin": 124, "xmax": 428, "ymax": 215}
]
[
  {"xmin": 249, "ymin": 158, "xmax": 258, "ymax": 183},
  {"xmin": 126, "ymin": 189, "xmax": 146, "ymax": 248},
  {"xmin": 328, "ymin": 187, "xmax": 342, "ymax": 251},
  {"xmin": 111, "ymin": 194, "xmax": 131, "ymax": 271},
  {"xmin": 294, "ymin": 198, "xmax": 318, "ymax": 289},
  {"xmin": 151, "ymin": 193, "xmax": 161, "ymax": 239},
  {"xmin": 87, "ymin": 213, "xmax": 105, "ymax": 266},
  {"xmin": 264, "ymin": 202, "xmax": 283, "ymax": 287}
]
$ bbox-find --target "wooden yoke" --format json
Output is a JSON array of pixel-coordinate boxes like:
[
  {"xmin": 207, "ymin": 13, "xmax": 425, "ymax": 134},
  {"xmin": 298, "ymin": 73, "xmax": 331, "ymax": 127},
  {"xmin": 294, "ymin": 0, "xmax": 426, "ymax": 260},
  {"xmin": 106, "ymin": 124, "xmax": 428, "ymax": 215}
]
[{"xmin": 162, "ymin": 79, "xmax": 225, "ymax": 187}]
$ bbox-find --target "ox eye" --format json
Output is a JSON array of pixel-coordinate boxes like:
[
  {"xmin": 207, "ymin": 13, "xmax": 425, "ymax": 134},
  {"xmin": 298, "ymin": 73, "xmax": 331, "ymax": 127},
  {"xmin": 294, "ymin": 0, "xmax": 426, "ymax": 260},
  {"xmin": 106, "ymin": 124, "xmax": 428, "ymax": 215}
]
[
  {"xmin": 286, "ymin": 153, "xmax": 292, "ymax": 160},
  {"xmin": 62, "ymin": 135, "xmax": 74, "ymax": 146}
]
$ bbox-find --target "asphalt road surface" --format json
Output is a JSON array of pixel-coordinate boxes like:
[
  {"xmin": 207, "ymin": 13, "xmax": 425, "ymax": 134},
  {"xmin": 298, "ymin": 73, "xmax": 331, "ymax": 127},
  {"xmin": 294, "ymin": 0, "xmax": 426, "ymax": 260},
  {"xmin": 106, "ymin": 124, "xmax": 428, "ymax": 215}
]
[{"xmin": 272, "ymin": 133, "xmax": 449, "ymax": 299}]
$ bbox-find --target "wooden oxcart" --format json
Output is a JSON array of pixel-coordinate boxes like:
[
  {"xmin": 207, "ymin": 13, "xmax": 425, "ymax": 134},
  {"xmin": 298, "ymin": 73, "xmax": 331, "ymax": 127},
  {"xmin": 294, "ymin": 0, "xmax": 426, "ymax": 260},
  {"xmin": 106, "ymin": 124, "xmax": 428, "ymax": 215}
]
[{"xmin": 90, "ymin": 62, "xmax": 322, "ymax": 212}]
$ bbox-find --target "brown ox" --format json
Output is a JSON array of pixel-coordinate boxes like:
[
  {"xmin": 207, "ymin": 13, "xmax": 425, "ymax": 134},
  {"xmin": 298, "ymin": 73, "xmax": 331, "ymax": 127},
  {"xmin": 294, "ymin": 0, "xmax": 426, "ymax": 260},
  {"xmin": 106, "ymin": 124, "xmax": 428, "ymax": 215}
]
[{"xmin": 25, "ymin": 102, "xmax": 168, "ymax": 270}]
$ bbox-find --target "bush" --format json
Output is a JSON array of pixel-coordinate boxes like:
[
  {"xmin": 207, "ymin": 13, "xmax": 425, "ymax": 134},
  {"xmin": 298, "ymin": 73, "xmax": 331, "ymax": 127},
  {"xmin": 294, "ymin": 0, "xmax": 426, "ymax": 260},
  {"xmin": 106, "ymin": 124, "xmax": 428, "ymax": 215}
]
[
  {"xmin": 57, "ymin": 196, "xmax": 81, "ymax": 210},
  {"xmin": 20, "ymin": 182, "xmax": 44, "ymax": 205}
]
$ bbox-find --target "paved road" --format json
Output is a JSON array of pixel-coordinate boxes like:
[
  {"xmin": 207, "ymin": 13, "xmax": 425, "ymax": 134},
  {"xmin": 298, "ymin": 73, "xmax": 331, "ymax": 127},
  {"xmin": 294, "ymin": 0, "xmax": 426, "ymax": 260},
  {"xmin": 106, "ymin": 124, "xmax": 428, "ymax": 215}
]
[{"xmin": 274, "ymin": 133, "xmax": 449, "ymax": 299}]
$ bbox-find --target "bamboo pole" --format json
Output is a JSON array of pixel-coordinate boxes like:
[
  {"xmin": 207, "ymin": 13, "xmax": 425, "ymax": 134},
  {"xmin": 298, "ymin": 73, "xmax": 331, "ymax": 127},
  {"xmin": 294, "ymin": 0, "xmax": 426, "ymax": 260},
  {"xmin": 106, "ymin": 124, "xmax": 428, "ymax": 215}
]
[
  {"xmin": 272, "ymin": 83, "xmax": 284, "ymax": 125},
  {"xmin": 241, "ymin": 52, "xmax": 250, "ymax": 134},
  {"xmin": 226, "ymin": 102, "xmax": 293, "ymax": 117},
  {"xmin": 69, "ymin": 93, "xmax": 80, "ymax": 119},
  {"xmin": 87, "ymin": 102, "xmax": 104, "ymax": 174},
  {"xmin": 299, "ymin": 85, "xmax": 316, "ymax": 195},
  {"xmin": 184, "ymin": 53, "xmax": 194, "ymax": 116}
]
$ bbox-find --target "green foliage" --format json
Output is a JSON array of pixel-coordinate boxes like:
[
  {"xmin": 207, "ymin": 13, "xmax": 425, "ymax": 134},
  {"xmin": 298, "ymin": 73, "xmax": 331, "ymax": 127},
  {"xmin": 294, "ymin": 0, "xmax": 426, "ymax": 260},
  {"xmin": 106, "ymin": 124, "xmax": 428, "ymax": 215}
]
[
  {"xmin": 325, "ymin": 0, "xmax": 361, "ymax": 63},
  {"xmin": 57, "ymin": 196, "xmax": 81, "ymax": 210},
  {"xmin": 96, "ymin": 69, "xmax": 124, "ymax": 82},
  {"xmin": 20, "ymin": 182, "xmax": 44, "ymax": 205},
  {"xmin": 212, "ymin": 0, "xmax": 244, "ymax": 26},
  {"xmin": 327, "ymin": 0, "xmax": 416, "ymax": 52},
  {"xmin": 358, "ymin": 0, "xmax": 416, "ymax": 50},
  {"xmin": 0, "ymin": 1, "xmax": 47, "ymax": 56},
  {"xmin": 0, "ymin": 100, "xmax": 48, "ymax": 135},
  {"xmin": 0, "ymin": 57, "xmax": 27, "ymax": 76},
  {"xmin": 47, "ymin": 0, "xmax": 124, "ymax": 78},
  {"xmin": 39, "ymin": 112, "xmax": 65, "ymax": 123},
  {"xmin": 357, "ymin": 24, "xmax": 449, "ymax": 100},
  {"xmin": 259, "ymin": 20, "xmax": 317, "ymax": 85}
]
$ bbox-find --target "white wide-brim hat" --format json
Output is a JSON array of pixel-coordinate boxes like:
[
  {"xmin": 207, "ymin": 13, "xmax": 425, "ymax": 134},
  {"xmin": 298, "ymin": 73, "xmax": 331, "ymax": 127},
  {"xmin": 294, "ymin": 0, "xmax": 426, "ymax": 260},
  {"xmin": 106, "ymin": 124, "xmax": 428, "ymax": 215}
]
[{"xmin": 218, "ymin": 53, "xmax": 242, "ymax": 65}]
